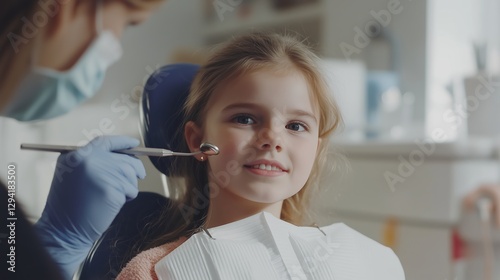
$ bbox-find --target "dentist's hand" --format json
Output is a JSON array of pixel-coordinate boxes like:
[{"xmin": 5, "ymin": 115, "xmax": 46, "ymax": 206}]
[{"xmin": 34, "ymin": 135, "xmax": 146, "ymax": 279}]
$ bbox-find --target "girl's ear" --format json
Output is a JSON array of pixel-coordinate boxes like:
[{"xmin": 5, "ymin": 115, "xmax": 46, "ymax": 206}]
[{"xmin": 185, "ymin": 121, "xmax": 203, "ymax": 157}]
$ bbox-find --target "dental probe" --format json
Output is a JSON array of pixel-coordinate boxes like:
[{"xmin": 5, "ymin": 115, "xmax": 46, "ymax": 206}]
[{"xmin": 20, "ymin": 142, "xmax": 219, "ymax": 157}]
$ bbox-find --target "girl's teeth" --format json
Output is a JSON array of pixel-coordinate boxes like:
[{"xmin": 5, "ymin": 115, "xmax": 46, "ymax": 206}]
[{"xmin": 251, "ymin": 164, "xmax": 282, "ymax": 171}]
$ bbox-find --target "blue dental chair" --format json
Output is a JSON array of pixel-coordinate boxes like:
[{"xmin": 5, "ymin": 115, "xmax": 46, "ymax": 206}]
[{"xmin": 74, "ymin": 63, "xmax": 200, "ymax": 280}]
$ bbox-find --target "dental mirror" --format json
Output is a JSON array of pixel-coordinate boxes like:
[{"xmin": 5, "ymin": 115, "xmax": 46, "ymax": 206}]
[{"xmin": 199, "ymin": 142, "xmax": 220, "ymax": 156}]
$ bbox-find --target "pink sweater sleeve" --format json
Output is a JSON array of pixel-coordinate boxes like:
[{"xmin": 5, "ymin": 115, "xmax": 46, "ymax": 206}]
[{"xmin": 116, "ymin": 237, "xmax": 186, "ymax": 280}]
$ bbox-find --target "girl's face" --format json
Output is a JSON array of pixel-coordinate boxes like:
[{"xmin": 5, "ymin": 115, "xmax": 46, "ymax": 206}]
[{"xmin": 187, "ymin": 69, "xmax": 320, "ymax": 212}]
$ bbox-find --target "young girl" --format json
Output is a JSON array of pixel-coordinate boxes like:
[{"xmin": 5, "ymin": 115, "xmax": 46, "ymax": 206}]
[{"xmin": 117, "ymin": 32, "xmax": 405, "ymax": 280}]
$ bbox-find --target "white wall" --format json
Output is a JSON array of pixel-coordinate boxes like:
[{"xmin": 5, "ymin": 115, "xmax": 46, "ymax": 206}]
[{"xmin": 427, "ymin": 0, "xmax": 482, "ymax": 89}]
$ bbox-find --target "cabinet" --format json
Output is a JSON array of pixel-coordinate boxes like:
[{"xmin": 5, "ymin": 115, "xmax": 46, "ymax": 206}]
[{"xmin": 312, "ymin": 139, "xmax": 500, "ymax": 279}]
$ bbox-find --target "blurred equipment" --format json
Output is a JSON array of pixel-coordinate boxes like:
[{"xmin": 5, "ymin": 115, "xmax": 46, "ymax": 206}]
[
  {"xmin": 460, "ymin": 192, "xmax": 500, "ymax": 280},
  {"xmin": 364, "ymin": 24, "xmax": 403, "ymax": 139},
  {"xmin": 463, "ymin": 39, "xmax": 500, "ymax": 140},
  {"xmin": 320, "ymin": 59, "xmax": 366, "ymax": 139},
  {"xmin": 463, "ymin": 74, "xmax": 500, "ymax": 139}
]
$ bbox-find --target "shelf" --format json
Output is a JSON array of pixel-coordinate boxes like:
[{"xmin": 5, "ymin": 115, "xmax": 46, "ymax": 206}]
[
  {"xmin": 331, "ymin": 136, "xmax": 498, "ymax": 160},
  {"xmin": 204, "ymin": 3, "xmax": 323, "ymax": 38}
]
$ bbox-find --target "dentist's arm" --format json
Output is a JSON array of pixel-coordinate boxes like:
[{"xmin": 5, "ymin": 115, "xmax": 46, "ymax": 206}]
[{"xmin": 34, "ymin": 136, "xmax": 146, "ymax": 279}]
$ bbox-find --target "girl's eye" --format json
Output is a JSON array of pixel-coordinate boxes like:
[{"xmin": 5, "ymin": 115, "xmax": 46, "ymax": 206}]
[
  {"xmin": 286, "ymin": 122, "xmax": 307, "ymax": 132},
  {"xmin": 233, "ymin": 115, "xmax": 255, "ymax": 125}
]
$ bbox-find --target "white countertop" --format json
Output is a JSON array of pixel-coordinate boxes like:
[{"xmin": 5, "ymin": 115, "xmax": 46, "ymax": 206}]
[{"xmin": 331, "ymin": 136, "xmax": 499, "ymax": 160}]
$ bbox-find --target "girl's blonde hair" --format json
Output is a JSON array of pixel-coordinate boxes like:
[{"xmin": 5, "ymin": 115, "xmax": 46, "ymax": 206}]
[
  {"xmin": 145, "ymin": 32, "xmax": 343, "ymax": 250},
  {"xmin": 0, "ymin": 0, "xmax": 163, "ymax": 110}
]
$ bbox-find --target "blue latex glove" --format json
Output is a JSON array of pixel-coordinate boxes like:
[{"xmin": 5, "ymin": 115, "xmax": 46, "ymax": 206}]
[{"xmin": 34, "ymin": 135, "xmax": 146, "ymax": 279}]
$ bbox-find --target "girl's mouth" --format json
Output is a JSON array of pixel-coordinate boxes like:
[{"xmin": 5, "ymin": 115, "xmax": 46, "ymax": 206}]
[
  {"xmin": 249, "ymin": 164, "xmax": 283, "ymax": 172},
  {"xmin": 243, "ymin": 164, "xmax": 287, "ymax": 176}
]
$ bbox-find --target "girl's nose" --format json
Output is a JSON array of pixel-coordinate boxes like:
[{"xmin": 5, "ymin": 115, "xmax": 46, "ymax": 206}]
[{"xmin": 255, "ymin": 127, "xmax": 282, "ymax": 152}]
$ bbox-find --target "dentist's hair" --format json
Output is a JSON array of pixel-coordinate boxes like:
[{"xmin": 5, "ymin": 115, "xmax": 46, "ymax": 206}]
[{"xmin": 147, "ymin": 32, "xmax": 343, "ymax": 249}]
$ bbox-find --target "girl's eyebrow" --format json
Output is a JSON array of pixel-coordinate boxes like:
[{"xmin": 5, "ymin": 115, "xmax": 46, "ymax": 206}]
[
  {"xmin": 221, "ymin": 102, "xmax": 261, "ymax": 112},
  {"xmin": 291, "ymin": 109, "xmax": 318, "ymax": 124},
  {"xmin": 221, "ymin": 103, "xmax": 317, "ymax": 123},
  {"xmin": 222, "ymin": 103, "xmax": 261, "ymax": 112}
]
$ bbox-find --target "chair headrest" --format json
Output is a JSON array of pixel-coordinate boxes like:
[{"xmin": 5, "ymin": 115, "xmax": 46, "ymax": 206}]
[{"xmin": 141, "ymin": 63, "xmax": 200, "ymax": 176}]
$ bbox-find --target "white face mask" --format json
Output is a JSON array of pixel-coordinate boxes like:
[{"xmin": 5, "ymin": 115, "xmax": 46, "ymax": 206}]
[{"xmin": 2, "ymin": 1, "xmax": 123, "ymax": 122}]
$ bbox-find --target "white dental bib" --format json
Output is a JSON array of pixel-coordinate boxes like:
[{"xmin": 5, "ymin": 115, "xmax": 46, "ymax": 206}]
[{"xmin": 155, "ymin": 212, "xmax": 404, "ymax": 280}]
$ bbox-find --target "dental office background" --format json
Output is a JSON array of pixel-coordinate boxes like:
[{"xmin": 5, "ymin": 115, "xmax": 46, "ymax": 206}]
[{"xmin": 1, "ymin": 0, "xmax": 500, "ymax": 279}]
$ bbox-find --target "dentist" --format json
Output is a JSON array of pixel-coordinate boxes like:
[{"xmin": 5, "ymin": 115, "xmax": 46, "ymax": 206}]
[{"xmin": 0, "ymin": 0, "xmax": 165, "ymax": 279}]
